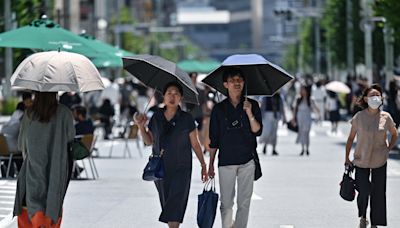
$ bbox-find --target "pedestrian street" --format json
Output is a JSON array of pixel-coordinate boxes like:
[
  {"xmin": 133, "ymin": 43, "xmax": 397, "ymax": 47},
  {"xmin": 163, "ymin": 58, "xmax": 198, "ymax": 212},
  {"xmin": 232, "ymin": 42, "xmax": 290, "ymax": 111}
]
[{"xmin": 1, "ymin": 121, "xmax": 400, "ymax": 227}]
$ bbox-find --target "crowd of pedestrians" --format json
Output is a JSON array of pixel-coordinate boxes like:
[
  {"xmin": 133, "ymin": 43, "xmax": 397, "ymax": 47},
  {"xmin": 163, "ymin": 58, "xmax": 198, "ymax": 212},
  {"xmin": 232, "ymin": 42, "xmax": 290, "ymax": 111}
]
[{"xmin": 2, "ymin": 69, "xmax": 400, "ymax": 227}]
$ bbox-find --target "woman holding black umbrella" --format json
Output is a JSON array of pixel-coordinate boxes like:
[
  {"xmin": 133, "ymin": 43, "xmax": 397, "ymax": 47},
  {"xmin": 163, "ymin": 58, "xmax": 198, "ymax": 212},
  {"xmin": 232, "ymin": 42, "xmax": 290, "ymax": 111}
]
[{"xmin": 134, "ymin": 81, "xmax": 208, "ymax": 228}]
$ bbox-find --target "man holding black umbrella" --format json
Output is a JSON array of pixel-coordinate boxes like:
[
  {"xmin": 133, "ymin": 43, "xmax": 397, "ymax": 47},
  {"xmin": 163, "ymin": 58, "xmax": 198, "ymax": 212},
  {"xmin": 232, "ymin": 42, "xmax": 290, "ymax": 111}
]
[{"xmin": 207, "ymin": 67, "xmax": 262, "ymax": 228}]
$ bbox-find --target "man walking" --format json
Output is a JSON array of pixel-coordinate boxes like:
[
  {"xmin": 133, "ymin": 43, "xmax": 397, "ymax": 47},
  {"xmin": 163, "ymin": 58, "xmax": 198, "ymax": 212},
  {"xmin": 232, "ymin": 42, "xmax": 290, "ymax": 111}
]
[{"xmin": 208, "ymin": 67, "xmax": 262, "ymax": 228}]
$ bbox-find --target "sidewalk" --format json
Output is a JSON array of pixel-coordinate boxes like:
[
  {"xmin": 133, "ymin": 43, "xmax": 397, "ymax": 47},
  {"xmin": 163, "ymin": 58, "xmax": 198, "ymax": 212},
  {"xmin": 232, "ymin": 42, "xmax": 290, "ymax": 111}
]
[{"xmin": 1, "ymin": 121, "xmax": 400, "ymax": 227}]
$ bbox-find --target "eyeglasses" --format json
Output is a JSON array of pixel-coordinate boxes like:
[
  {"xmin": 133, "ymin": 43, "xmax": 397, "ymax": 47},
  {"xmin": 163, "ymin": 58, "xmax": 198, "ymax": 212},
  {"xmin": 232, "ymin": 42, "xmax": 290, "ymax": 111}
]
[{"xmin": 227, "ymin": 78, "xmax": 244, "ymax": 83}]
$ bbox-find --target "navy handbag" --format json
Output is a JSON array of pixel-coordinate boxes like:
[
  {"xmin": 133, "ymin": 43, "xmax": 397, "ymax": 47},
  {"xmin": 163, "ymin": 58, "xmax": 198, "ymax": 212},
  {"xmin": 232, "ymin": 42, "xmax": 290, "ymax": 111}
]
[
  {"xmin": 142, "ymin": 151, "xmax": 165, "ymax": 181},
  {"xmin": 340, "ymin": 165, "xmax": 356, "ymax": 201},
  {"xmin": 197, "ymin": 178, "xmax": 219, "ymax": 228}
]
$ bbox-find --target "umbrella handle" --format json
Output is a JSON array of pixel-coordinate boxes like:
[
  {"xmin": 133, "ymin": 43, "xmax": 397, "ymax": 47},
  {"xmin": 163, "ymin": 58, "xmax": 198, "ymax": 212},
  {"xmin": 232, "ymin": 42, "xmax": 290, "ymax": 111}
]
[
  {"xmin": 143, "ymin": 86, "xmax": 157, "ymax": 114},
  {"xmin": 245, "ymin": 80, "xmax": 248, "ymax": 100}
]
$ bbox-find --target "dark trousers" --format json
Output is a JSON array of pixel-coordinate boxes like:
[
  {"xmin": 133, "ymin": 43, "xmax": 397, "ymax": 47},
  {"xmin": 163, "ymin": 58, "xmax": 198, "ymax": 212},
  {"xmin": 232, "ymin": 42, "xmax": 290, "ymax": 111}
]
[{"xmin": 355, "ymin": 163, "xmax": 387, "ymax": 226}]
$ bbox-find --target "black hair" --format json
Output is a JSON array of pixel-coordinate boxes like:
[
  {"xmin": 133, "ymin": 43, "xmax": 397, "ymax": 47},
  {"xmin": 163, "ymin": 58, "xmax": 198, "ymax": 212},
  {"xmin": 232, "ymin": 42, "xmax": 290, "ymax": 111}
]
[
  {"xmin": 22, "ymin": 92, "xmax": 32, "ymax": 101},
  {"xmin": 356, "ymin": 84, "xmax": 383, "ymax": 110},
  {"xmin": 222, "ymin": 67, "xmax": 245, "ymax": 83},
  {"xmin": 73, "ymin": 105, "xmax": 87, "ymax": 118},
  {"xmin": 28, "ymin": 92, "xmax": 58, "ymax": 123},
  {"xmin": 163, "ymin": 81, "xmax": 183, "ymax": 96},
  {"xmin": 16, "ymin": 102, "xmax": 25, "ymax": 111},
  {"xmin": 296, "ymin": 85, "xmax": 311, "ymax": 107}
]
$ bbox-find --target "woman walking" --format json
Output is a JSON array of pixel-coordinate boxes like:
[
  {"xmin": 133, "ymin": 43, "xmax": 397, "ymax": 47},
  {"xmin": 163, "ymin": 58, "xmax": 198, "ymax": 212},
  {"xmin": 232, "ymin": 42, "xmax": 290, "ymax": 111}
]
[
  {"xmin": 135, "ymin": 81, "xmax": 208, "ymax": 228},
  {"xmin": 292, "ymin": 86, "xmax": 319, "ymax": 155},
  {"xmin": 13, "ymin": 92, "xmax": 75, "ymax": 227},
  {"xmin": 259, "ymin": 92, "xmax": 286, "ymax": 155},
  {"xmin": 326, "ymin": 91, "xmax": 341, "ymax": 134},
  {"xmin": 345, "ymin": 84, "xmax": 398, "ymax": 228}
]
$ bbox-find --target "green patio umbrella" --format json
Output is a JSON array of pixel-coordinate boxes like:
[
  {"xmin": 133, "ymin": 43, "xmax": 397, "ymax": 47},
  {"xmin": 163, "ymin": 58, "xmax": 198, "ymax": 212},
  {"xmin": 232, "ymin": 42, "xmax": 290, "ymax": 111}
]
[
  {"xmin": 177, "ymin": 59, "xmax": 220, "ymax": 73},
  {"xmin": 0, "ymin": 17, "xmax": 100, "ymax": 58},
  {"xmin": 80, "ymin": 34, "xmax": 135, "ymax": 68}
]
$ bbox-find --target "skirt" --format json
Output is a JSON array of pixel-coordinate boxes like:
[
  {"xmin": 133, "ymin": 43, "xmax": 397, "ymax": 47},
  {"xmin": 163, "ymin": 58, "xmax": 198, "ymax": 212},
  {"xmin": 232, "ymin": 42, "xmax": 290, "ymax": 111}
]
[
  {"xmin": 155, "ymin": 168, "xmax": 192, "ymax": 223},
  {"xmin": 18, "ymin": 208, "xmax": 62, "ymax": 228},
  {"xmin": 259, "ymin": 112, "xmax": 279, "ymax": 145}
]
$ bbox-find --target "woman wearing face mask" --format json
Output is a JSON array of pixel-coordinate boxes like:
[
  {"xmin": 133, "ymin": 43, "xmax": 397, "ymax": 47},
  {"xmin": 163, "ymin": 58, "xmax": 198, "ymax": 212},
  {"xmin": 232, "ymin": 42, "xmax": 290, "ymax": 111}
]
[{"xmin": 345, "ymin": 84, "xmax": 398, "ymax": 228}]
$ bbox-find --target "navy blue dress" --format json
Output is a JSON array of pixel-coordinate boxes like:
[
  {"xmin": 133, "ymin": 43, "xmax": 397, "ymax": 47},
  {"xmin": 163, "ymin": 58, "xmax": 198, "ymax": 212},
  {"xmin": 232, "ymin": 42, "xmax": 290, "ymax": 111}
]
[{"xmin": 148, "ymin": 107, "xmax": 196, "ymax": 223}]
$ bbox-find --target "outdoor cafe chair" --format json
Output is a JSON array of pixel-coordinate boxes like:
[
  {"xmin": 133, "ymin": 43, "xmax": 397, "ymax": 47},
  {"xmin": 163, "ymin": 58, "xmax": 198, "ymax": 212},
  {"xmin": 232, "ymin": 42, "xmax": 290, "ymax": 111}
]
[
  {"xmin": 0, "ymin": 134, "xmax": 22, "ymax": 178},
  {"xmin": 74, "ymin": 134, "xmax": 99, "ymax": 180},
  {"xmin": 108, "ymin": 122, "xmax": 142, "ymax": 158}
]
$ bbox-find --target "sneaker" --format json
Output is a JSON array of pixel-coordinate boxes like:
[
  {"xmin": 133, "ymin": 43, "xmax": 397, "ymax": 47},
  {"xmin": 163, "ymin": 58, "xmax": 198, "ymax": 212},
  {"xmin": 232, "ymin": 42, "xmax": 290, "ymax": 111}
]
[
  {"xmin": 262, "ymin": 145, "xmax": 266, "ymax": 155},
  {"xmin": 272, "ymin": 150, "xmax": 279, "ymax": 156},
  {"xmin": 358, "ymin": 218, "xmax": 368, "ymax": 228},
  {"xmin": 300, "ymin": 150, "xmax": 304, "ymax": 156}
]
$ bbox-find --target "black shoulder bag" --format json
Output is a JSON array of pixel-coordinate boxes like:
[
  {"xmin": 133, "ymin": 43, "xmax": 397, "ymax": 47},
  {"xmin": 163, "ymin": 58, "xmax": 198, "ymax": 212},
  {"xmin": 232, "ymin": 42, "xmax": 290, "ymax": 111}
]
[
  {"xmin": 223, "ymin": 101, "xmax": 262, "ymax": 181},
  {"xmin": 142, "ymin": 113, "xmax": 175, "ymax": 181}
]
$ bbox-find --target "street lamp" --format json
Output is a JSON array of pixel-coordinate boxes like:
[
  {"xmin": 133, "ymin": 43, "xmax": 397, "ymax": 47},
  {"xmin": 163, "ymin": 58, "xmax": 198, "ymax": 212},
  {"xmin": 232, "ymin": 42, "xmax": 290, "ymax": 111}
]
[{"xmin": 367, "ymin": 17, "xmax": 394, "ymax": 89}]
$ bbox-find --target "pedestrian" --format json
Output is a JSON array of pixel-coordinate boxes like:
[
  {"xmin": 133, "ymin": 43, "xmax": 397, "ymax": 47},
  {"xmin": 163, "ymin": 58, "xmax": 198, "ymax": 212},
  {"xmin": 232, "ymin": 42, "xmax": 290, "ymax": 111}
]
[
  {"xmin": 345, "ymin": 84, "xmax": 398, "ymax": 228},
  {"xmin": 59, "ymin": 91, "xmax": 82, "ymax": 109},
  {"xmin": 292, "ymin": 85, "xmax": 319, "ymax": 156},
  {"xmin": 312, "ymin": 80, "xmax": 327, "ymax": 123},
  {"xmin": 134, "ymin": 81, "xmax": 208, "ymax": 228},
  {"xmin": 259, "ymin": 92, "xmax": 286, "ymax": 155},
  {"xmin": 326, "ymin": 90, "xmax": 341, "ymax": 133},
  {"xmin": 72, "ymin": 105, "xmax": 95, "ymax": 136},
  {"xmin": 13, "ymin": 92, "xmax": 75, "ymax": 228},
  {"xmin": 208, "ymin": 67, "xmax": 262, "ymax": 228},
  {"xmin": 97, "ymin": 98, "xmax": 115, "ymax": 139},
  {"xmin": 186, "ymin": 72, "xmax": 207, "ymax": 141},
  {"xmin": 387, "ymin": 79, "xmax": 400, "ymax": 129}
]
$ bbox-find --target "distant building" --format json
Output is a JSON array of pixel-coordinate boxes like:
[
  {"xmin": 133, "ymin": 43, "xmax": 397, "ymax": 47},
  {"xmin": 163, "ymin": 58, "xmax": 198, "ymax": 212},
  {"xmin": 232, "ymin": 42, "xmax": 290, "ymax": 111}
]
[{"xmin": 176, "ymin": 0, "xmax": 307, "ymax": 64}]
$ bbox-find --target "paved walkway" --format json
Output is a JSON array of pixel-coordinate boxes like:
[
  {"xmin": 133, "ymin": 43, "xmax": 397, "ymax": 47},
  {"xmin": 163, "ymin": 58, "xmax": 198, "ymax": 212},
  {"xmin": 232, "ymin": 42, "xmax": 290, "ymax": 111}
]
[{"xmin": 1, "ymin": 121, "xmax": 400, "ymax": 227}]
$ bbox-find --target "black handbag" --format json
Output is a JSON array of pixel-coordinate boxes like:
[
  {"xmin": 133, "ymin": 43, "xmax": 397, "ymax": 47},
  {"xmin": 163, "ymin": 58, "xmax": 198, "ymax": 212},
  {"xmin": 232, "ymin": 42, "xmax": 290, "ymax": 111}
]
[
  {"xmin": 287, "ymin": 121, "xmax": 298, "ymax": 132},
  {"xmin": 142, "ymin": 150, "xmax": 165, "ymax": 181},
  {"xmin": 253, "ymin": 152, "xmax": 262, "ymax": 181},
  {"xmin": 340, "ymin": 165, "xmax": 356, "ymax": 201}
]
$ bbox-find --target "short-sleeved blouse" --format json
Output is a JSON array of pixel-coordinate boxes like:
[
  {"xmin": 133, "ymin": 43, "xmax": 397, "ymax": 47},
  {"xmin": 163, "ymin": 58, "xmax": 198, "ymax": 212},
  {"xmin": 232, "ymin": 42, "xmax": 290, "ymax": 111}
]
[
  {"xmin": 148, "ymin": 107, "xmax": 196, "ymax": 171},
  {"xmin": 351, "ymin": 109, "xmax": 396, "ymax": 168}
]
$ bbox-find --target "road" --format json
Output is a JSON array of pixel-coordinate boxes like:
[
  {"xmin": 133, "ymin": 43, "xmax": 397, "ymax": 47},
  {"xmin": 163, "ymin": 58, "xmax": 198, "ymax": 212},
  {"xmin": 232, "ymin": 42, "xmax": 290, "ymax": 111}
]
[{"xmin": 1, "ymin": 121, "xmax": 400, "ymax": 227}]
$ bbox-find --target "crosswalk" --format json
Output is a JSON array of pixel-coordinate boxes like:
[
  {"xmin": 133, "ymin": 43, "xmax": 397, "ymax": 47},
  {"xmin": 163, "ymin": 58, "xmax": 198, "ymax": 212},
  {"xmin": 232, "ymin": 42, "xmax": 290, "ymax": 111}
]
[{"xmin": 0, "ymin": 180, "xmax": 16, "ymax": 220}]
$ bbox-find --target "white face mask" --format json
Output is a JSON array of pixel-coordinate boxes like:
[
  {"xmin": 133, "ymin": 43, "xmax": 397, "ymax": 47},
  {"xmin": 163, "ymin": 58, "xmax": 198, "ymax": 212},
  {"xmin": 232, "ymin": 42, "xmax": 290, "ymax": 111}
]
[{"xmin": 367, "ymin": 96, "xmax": 382, "ymax": 109}]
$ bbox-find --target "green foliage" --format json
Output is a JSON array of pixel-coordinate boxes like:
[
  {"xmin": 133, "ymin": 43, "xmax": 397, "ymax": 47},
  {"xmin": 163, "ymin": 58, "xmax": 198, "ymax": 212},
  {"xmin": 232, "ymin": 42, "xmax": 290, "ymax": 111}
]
[
  {"xmin": 7, "ymin": 0, "xmax": 43, "ymax": 69},
  {"xmin": 299, "ymin": 18, "xmax": 314, "ymax": 73},
  {"xmin": 13, "ymin": 0, "xmax": 43, "ymax": 27},
  {"xmin": 1, "ymin": 97, "xmax": 19, "ymax": 115},
  {"xmin": 110, "ymin": 6, "xmax": 200, "ymax": 63},
  {"xmin": 111, "ymin": 7, "xmax": 146, "ymax": 54},
  {"xmin": 283, "ymin": 43, "xmax": 298, "ymax": 74},
  {"xmin": 374, "ymin": 0, "xmax": 400, "ymax": 62},
  {"xmin": 321, "ymin": 0, "xmax": 364, "ymax": 68}
]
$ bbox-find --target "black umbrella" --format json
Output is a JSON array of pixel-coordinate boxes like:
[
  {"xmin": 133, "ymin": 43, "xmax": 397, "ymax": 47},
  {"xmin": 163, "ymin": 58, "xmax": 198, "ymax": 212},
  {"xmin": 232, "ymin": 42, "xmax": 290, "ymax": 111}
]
[
  {"xmin": 202, "ymin": 54, "xmax": 294, "ymax": 96},
  {"xmin": 123, "ymin": 55, "xmax": 199, "ymax": 105}
]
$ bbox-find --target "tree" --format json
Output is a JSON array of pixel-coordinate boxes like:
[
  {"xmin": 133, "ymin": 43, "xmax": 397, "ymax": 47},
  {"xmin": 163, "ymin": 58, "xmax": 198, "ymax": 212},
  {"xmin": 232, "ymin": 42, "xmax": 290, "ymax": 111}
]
[
  {"xmin": 299, "ymin": 18, "xmax": 314, "ymax": 73},
  {"xmin": 283, "ymin": 43, "xmax": 298, "ymax": 74},
  {"xmin": 110, "ymin": 7, "xmax": 146, "ymax": 54},
  {"xmin": 321, "ymin": 0, "xmax": 393, "ymax": 77},
  {"xmin": 110, "ymin": 6, "xmax": 200, "ymax": 62},
  {"xmin": 374, "ymin": 0, "xmax": 400, "ymax": 66}
]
